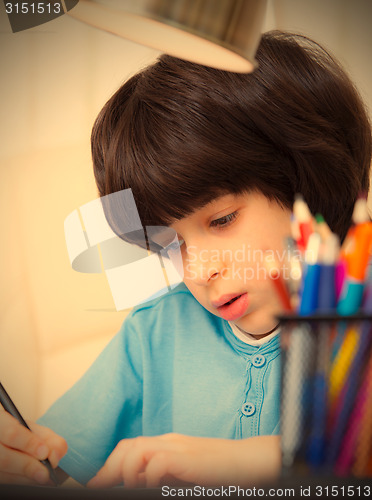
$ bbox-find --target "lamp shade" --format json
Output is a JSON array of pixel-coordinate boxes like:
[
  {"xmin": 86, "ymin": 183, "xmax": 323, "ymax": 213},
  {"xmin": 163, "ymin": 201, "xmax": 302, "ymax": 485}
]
[{"xmin": 66, "ymin": 0, "xmax": 267, "ymax": 72}]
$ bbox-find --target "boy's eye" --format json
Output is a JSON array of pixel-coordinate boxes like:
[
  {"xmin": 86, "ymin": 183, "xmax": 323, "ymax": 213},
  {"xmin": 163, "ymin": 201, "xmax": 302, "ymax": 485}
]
[{"xmin": 210, "ymin": 211, "xmax": 238, "ymax": 228}]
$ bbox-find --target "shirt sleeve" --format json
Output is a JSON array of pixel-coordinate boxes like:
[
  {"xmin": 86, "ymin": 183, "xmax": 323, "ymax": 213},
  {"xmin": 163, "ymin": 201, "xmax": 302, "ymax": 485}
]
[{"xmin": 37, "ymin": 312, "xmax": 144, "ymax": 485}]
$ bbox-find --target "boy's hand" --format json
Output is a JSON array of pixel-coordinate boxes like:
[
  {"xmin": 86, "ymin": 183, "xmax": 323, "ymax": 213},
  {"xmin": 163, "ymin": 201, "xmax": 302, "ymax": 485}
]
[
  {"xmin": 87, "ymin": 433, "xmax": 281, "ymax": 489},
  {"xmin": 0, "ymin": 410, "xmax": 68, "ymax": 485}
]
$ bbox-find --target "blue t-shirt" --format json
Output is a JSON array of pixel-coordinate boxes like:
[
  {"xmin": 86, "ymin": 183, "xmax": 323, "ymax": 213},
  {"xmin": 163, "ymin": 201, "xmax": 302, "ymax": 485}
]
[{"xmin": 38, "ymin": 283, "xmax": 281, "ymax": 484}]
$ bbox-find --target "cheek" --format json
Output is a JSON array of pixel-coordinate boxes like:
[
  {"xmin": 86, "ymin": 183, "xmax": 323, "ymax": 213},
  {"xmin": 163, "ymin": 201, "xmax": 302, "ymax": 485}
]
[
  {"xmin": 267, "ymin": 213, "xmax": 292, "ymax": 249},
  {"xmin": 180, "ymin": 248, "xmax": 196, "ymax": 281},
  {"xmin": 182, "ymin": 277, "xmax": 211, "ymax": 308},
  {"xmin": 247, "ymin": 206, "xmax": 291, "ymax": 245}
]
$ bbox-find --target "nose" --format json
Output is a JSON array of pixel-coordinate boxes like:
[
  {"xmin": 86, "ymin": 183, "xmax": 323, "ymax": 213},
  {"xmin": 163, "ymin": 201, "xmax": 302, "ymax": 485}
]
[{"xmin": 184, "ymin": 244, "xmax": 225, "ymax": 286}]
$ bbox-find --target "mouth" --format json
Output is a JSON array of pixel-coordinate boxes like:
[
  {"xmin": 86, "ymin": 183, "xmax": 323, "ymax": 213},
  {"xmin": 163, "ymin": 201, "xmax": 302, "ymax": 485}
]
[
  {"xmin": 212, "ymin": 293, "xmax": 249, "ymax": 321},
  {"xmin": 224, "ymin": 295, "xmax": 241, "ymax": 306}
]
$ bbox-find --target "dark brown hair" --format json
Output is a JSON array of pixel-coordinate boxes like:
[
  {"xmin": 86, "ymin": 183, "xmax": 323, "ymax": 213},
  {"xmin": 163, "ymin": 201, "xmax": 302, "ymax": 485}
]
[{"xmin": 92, "ymin": 30, "xmax": 371, "ymax": 242}]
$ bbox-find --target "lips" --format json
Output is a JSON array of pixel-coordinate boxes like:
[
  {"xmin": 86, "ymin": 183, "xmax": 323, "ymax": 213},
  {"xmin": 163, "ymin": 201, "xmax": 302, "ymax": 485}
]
[{"xmin": 212, "ymin": 293, "xmax": 249, "ymax": 321}]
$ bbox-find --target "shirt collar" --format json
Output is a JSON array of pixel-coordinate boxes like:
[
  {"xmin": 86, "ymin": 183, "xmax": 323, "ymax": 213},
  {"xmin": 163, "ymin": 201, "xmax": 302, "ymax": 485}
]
[
  {"xmin": 228, "ymin": 321, "xmax": 280, "ymax": 346},
  {"xmin": 222, "ymin": 320, "xmax": 281, "ymax": 358}
]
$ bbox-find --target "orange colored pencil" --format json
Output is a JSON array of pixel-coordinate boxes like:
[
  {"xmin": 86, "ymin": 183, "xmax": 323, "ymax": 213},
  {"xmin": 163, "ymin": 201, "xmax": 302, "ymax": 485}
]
[{"xmin": 264, "ymin": 256, "xmax": 292, "ymax": 312}]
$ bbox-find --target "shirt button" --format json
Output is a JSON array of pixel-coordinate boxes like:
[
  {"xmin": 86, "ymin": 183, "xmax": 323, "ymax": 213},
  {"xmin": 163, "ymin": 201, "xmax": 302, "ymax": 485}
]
[
  {"xmin": 241, "ymin": 402, "xmax": 256, "ymax": 417},
  {"xmin": 252, "ymin": 354, "xmax": 266, "ymax": 368}
]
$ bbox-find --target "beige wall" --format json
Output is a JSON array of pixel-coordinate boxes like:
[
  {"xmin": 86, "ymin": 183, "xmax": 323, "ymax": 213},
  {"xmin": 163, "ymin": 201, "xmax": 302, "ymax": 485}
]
[
  {"xmin": 0, "ymin": 0, "xmax": 371, "ymax": 420},
  {"xmin": 0, "ymin": 7, "xmax": 161, "ymax": 419}
]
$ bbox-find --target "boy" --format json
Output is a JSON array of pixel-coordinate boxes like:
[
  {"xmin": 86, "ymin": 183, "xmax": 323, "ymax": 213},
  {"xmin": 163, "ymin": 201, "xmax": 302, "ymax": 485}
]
[{"xmin": 0, "ymin": 31, "xmax": 370, "ymax": 487}]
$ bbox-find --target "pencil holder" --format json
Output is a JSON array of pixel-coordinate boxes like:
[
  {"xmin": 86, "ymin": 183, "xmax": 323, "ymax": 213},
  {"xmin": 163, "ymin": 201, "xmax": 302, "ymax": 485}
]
[{"xmin": 279, "ymin": 314, "xmax": 372, "ymax": 479}]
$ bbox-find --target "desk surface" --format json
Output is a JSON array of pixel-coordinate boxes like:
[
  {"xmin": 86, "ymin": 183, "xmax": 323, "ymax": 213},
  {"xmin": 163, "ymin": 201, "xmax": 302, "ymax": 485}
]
[{"xmin": 0, "ymin": 476, "xmax": 371, "ymax": 499}]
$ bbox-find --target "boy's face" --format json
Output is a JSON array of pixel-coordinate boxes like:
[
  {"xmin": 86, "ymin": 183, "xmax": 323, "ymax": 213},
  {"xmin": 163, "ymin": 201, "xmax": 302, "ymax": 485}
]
[{"xmin": 170, "ymin": 192, "xmax": 292, "ymax": 337}]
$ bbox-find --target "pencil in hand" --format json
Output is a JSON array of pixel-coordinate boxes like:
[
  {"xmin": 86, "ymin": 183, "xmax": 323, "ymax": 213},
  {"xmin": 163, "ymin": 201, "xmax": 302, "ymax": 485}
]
[{"xmin": 0, "ymin": 382, "xmax": 59, "ymax": 486}]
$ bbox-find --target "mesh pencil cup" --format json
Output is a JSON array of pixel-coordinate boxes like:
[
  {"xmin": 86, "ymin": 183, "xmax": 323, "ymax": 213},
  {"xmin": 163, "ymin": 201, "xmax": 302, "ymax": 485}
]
[{"xmin": 279, "ymin": 314, "xmax": 372, "ymax": 479}]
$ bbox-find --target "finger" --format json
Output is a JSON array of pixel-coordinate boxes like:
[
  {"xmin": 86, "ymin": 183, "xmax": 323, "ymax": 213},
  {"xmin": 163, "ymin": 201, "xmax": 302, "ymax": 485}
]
[
  {"xmin": 122, "ymin": 436, "xmax": 177, "ymax": 488},
  {"xmin": 0, "ymin": 471, "xmax": 54, "ymax": 487},
  {"xmin": 87, "ymin": 439, "xmax": 135, "ymax": 489},
  {"xmin": 121, "ymin": 444, "xmax": 147, "ymax": 489},
  {"xmin": 0, "ymin": 412, "xmax": 49, "ymax": 461},
  {"xmin": 144, "ymin": 451, "xmax": 175, "ymax": 488},
  {"xmin": 29, "ymin": 423, "xmax": 68, "ymax": 467},
  {"xmin": 0, "ymin": 443, "xmax": 53, "ymax": 485},
  {"xmin": 0, "ymin": 471, "xmax": 39, "ymax": 486},
  {"xmin": 145, "ymin": 451, "xmax": 196, "ymax": 488},
  {"xmin": 136, "ymin": 472, "xmax": 147, "ymax": 488}
]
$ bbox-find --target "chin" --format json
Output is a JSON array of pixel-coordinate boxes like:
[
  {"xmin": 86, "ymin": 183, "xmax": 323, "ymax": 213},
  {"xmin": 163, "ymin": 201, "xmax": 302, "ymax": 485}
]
[{"xmin": 236, "ymin": 310, "xmax": 279, "ymax": 336}]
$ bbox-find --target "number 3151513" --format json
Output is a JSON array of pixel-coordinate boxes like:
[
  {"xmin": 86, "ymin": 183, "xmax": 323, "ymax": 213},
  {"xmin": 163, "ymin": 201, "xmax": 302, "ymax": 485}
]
[{"xmin": 5, "ymin": 2, "xmax": 62, "ymax": 14}]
